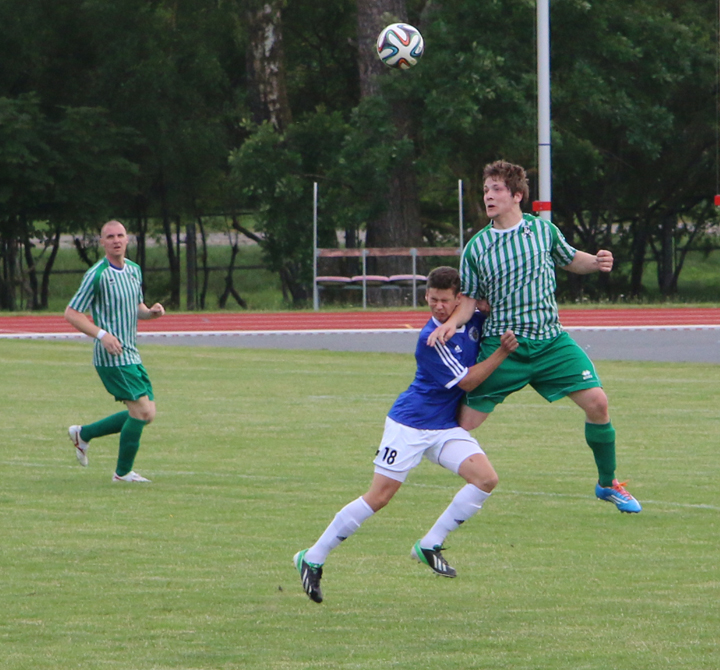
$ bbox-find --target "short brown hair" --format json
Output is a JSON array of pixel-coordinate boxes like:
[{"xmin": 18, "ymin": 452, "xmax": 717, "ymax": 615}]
[
  {"xmin": 426, "ymin": 266, "xmax": 460, "ymax": 294},
  {"xmin": 483, "ymin": 160, "xmax": 530, "ymax": 205}
]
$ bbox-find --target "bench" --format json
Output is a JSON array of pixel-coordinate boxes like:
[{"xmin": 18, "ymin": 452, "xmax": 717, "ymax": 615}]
[{"xmin": 313, "ymin": 246, "xmax": 461, "ymax": 308}]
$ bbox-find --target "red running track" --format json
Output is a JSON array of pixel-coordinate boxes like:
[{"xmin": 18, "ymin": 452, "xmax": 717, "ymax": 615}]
[{"xmin": 1, "ymin": 308, "xmax": 719, "ymax": 335}]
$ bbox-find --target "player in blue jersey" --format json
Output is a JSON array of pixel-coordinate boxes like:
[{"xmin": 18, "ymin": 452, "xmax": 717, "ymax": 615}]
[{"xmin": 294, "ymin": 266, "xmax": 518, "ymax": 603}]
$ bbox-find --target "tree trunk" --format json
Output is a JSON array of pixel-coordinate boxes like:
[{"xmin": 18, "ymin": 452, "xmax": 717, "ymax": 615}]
[
  {"xmin": 40, "ymin": 226, "xmax": 61, "ymax": 309},
  {"xmin": 629, "ymin": 219, "xmax": 648, "ymax": 297},
  {"xmin": 1, "ymin": 234, "xmax": 17, "ymax": 311},
  {"xmin": 23, "ymin": 236, "xmax": 40, "ymax": 311},
  {"xmin": 198, "ymin": 216, "xmax": 210, "ymax": 309},
  {"xmin": 279, "ymin": 263, "xmax": 308, "ymax": 304},
  {"xmin": 160, "ymin": 191, "xmax": 181, "ymax": 309},
  {"xmin": 657, "ymin": 212, "xmax": 676, "ymax": 297},
  {"xmin": 135, "ymin": 214, "xmax": 148, "ymax": 284},
  {"xmin": 246, "ymin": 2, "xmax": 292, "ymax": 132},
  {"xmin": 357, "ymin": 0, "xmax": 423, "ymax": 282},
  {"xmin": 219, "ymin": 242, "xmax": 248, "ymax": 309},
  {"xmin": 186, "ymin": 220, "xmax": 197, "ymax": 310}
]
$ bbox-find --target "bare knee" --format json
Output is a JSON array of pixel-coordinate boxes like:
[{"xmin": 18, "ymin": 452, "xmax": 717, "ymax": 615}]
[
  {"xmin": 126, "ymin": 400, "xmax": 156, "ymax": 424},
  {"xmin": 573, "ymin": 388, "xmax": 609, "ymax": 424},
  {"xmin": 458, "ymin": 454, "xmax": 498, "ymax": 492}
]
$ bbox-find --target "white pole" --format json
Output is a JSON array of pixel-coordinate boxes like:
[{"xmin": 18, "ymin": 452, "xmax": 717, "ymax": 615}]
[
  {"xmin": 537, "ymin": 0, "xmax": 552, "ymax": 221},
  {"xmin": 312, "ymin": 182, "xmax": 319, "ymax": 311},
  {"xmin": 458, "ymin": 179, "xmax": 464, "ymax": 251}
]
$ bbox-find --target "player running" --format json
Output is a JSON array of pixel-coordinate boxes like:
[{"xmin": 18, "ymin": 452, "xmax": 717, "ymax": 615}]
[
  {"xmin": 294, "ymin": 266, "xmax": 518, "ymax": 603},
  {"xmin": 429, "ymin": 160, "xmax": 641, "ymax": 514},
  {"xmin": 64, "ymin": 220, "xmax": 164, "ymax": 483}
]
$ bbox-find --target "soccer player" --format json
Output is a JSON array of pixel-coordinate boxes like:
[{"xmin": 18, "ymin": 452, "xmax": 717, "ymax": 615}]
[
  {"xmin": 429, "ymin": 160, "xmax": 641, "ymax": 514},
  {"xmin": 294, "ymin": 266, "xmax": 518, "ymax": 603},
  {"xmin": 64, "ymin": 220, "xmax": 164, "ymax": 483}
]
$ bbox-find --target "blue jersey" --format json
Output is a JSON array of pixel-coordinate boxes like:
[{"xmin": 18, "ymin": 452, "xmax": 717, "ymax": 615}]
[{"xmin": 388, "ymin": 311, "xmax": 485, "ymax": 430}]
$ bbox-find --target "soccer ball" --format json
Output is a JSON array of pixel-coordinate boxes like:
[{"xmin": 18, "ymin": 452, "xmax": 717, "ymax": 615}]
[{"xmin": 376, "ymin": 23, "xmax": 424, "ymax": 70}]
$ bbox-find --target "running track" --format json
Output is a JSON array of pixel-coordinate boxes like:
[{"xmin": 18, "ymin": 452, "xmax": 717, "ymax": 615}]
[{"xmin": 1, "ymin": 307, "xmax": 720, "ymax": 336}]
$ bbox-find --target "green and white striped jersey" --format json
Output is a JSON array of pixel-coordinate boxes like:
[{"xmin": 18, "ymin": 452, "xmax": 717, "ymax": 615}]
[
  {"xmin": 68, "ymin": 258, "xmax": 144, "ymax": 367},
  {"xmin": 460, "ymin": 214, "xmax": 577, "ymax": 340}
]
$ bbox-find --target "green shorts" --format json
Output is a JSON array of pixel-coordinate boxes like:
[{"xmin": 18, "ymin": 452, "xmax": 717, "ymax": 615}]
[
  {"xmin": 95, "ymin": 364, "xmax": 154, "ymax": 402},
  {"xmin": 464, "ymin": 331, "xmax": 601, "ymax": 413}
]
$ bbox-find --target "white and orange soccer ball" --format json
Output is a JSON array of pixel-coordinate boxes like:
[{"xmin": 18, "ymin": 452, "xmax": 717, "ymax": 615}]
[{"xmin": 376, "ymin": 23, "xmax": 424, "ymax": 70}]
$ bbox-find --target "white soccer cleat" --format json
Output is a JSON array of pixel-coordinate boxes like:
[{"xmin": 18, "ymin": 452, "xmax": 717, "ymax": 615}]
[
  {"xmin": 112, "ymin": 471, "xmax": 151, "ymax": 483},
  {"xmin": 68, "ymin": 425, "xmax": 89, "ymax": 467}
]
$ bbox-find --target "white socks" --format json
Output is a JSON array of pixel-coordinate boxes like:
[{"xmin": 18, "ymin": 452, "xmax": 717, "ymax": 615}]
[
  {"xmin": 420, "ymin": 483, "xmax": 490, "ymax": 548},
  {"xmin": 304, "ymin": 484, "xmax": 490, "ymax": 565},
  {"xmin": 305, "ymin": 496, "xmax": 375, "ymax": 565}
]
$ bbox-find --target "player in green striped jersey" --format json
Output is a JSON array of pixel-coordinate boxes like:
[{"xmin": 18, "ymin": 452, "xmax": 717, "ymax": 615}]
[
  {"xmin": 430, "ymin": 161, "xmax": 641, "ymax": 513},
  {"xmin": 64, "ymin": 220, "xmax": 165, "ymax": 483}
]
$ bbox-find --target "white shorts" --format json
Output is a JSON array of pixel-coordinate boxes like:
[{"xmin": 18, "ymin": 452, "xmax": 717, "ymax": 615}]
[{"xmin": 372, "ymin": 417, "xmax": 484, "ymax": 483}]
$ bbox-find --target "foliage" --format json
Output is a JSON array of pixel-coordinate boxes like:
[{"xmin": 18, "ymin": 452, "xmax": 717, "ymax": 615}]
[
  {"xmin": 229, "ymin": 111, "xmax": 349, "ymax": 303},
  {"xmin": 550, "ymin": 0, "xmax": 719, "ymax": 298},
  {"xmin": 0, "ymin": 0, "xmax": 719, "ymax": 308}
]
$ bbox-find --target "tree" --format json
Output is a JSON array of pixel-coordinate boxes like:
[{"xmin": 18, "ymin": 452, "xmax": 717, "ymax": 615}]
[
  {"xmin": 229, "ymin": 111, "xmax": 348, "ymax": 303},
  {"xmin": 550, "ymin": 0, "xmax": 718, "ymax": 298},
  {"xmin": 355, "ymin": 0, "xmax": 423, "ymax": 279}
]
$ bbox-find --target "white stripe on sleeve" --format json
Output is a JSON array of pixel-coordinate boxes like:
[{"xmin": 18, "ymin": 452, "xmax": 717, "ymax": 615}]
[{"xmin": 433, "ymin": 342, "xmax": 468, "ymax": 388}]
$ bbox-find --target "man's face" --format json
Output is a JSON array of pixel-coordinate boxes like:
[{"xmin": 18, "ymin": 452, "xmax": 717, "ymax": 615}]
[
  {"xmin": 483, "ymin": 177, "xmax": 522, "ymax": 220},
  {"xmin": 100, "ymin": 222, "xmax": 128, "ymax": 260},
  {"xmin": 426, "ymin": 287, "xmax": 461, "ymax": 324}
]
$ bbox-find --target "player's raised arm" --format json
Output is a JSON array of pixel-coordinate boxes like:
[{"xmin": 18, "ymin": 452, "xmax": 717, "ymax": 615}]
[
  {"xmin": 427, "ymin": 294, "xmax": 477, "ymax": 346},
  {"xmin": 562, "ymin": 249, "xmax": 613, "ymax": 275},
  {"xmin": 458, "ymin": 330, "xmax": 517, "ymax": 391}
]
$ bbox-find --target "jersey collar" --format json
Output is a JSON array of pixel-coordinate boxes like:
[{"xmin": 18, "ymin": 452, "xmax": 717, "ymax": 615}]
[
  {"xmin": 491, "ymin": 216, "xmax": 524, "ymax": 234},
  {"xmin": 431, "ymin": 315, "xmax": 467, "ymax": 332}
]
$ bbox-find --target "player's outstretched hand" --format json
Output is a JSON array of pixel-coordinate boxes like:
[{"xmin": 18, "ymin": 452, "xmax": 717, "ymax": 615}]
[
  {"xmin": 499, "ymin": 329, "xmax": 518, "ymax": 355},
  {"xmin": 148, "ymin": 303, "xmax": 165, "ymax": 318},
  {"xmin": 100, "ymin": 332, "xmax": 123, "ymax": 356},
  {"xmin": 427, "ymin": 321, "xmax": 457, "ymax": 347},
  {"xmin": 596, "ymin": 249, "xmax": 613, "ymax": 272}
]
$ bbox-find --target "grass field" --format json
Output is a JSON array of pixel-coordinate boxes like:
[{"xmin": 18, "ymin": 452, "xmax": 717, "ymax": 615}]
[{"xmin": 1, "ymin": 340, "xmax": 718, "ymax": 669}]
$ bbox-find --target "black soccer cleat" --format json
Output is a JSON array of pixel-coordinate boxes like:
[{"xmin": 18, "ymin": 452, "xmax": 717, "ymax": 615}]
[
  {"xmin": 293, "ymin": 549, "xmax": 324, "ymax": 603},
  {"xmin": 411, "ymin": 541, "xmax": 457, "ymax": 578}
]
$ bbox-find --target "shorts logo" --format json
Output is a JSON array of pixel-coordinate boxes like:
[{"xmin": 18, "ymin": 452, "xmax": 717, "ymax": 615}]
[{"xmin": 582, "ymin": 369, "xmax": 593, "ymax": 380}]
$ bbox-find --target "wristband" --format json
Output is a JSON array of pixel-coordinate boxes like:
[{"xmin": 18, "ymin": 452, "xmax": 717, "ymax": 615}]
[{"xmin": 96, "ymin": 329, "xmax": 107, "ymax": 340}]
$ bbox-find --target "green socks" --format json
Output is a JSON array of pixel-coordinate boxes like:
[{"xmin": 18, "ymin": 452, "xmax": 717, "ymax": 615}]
[
  {"xmin": 585, "ymin": 422, "xmax": 617, "ymax": 487},
  {"xmin": 77, "ymin": 411, "xmax": 148, "ymax": 476},
  {"xmin": 116, "ymin": 417, "xmax": 147, "ymax": 477},
  {"xmin": 80, "ymin": 411, "xmax": 129, "ymax": 442}
]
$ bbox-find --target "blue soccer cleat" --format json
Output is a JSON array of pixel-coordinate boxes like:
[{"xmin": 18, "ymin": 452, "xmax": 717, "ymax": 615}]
[{"xmin": 595, "ymin": 479, "xmax": 642, "ymax": 513}]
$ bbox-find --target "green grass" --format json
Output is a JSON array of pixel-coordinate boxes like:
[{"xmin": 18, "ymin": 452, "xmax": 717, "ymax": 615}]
[{"xmin": 1, "ymin": 340, "xmax": 718, "ymax": 669}]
